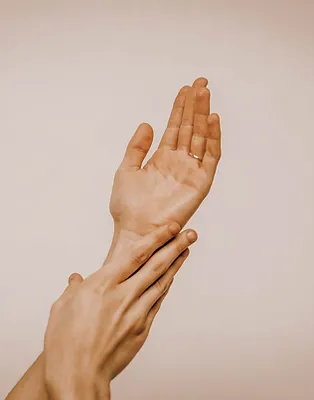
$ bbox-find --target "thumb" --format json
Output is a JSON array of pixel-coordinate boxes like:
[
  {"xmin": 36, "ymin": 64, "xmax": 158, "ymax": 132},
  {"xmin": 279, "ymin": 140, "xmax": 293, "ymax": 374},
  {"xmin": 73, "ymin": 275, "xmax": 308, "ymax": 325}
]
[
  {"xmin": 68, "ymin": 272, "xmax": 84, "ymax": 286},
  {"xmin": 119, "ymin": 123, "xmax": 154, "ymax": 171},
  {"xmin": 63, "ymin": 272, "xmax": 84, "ymax": 294}
]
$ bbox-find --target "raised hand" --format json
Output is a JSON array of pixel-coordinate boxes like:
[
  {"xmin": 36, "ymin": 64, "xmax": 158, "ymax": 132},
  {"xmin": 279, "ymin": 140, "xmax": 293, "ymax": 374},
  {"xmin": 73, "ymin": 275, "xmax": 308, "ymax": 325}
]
[
  {"xmin": 44, "ymin": 223, "xmax": 197, "ymax": 399},
  {"xmin": 109, "ymin": 77, "xmax": 221, "ymax": 258}
]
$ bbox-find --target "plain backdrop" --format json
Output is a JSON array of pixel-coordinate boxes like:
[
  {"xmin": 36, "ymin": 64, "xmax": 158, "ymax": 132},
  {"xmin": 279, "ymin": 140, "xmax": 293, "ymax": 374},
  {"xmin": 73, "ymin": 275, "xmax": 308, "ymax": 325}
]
[{"xmin": 1, "ymin": 1, "xmax": 314, "ymax": 399}]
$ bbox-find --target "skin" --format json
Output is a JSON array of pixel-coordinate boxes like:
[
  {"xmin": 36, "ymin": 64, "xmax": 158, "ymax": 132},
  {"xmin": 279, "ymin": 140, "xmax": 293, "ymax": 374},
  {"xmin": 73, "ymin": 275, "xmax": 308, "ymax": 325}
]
[
  {"xmin": 107, "ymin": 77, "xmax": 221, "ymax": 262},
  {"xmin": 6, "ymin": 77, "xmax": 222, "ymax": 399},
  {"xmin": 44, "ymin": 224, "xmax": 197, "ymax": 399}
]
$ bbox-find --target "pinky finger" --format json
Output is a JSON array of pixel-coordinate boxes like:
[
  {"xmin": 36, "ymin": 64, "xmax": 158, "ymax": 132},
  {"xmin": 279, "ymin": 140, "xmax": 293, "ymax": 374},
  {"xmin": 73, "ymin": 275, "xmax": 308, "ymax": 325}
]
[
  {"xmin": 140, "ymin": 248, "xmax": 189, "ymax": 314},
  {"xmin": 145, "ymin": 282, "xmax": 173, "ymax": 332},
  {"xmin": 202, "ymin": 113, "xmax": 222, "ymax": 175}
]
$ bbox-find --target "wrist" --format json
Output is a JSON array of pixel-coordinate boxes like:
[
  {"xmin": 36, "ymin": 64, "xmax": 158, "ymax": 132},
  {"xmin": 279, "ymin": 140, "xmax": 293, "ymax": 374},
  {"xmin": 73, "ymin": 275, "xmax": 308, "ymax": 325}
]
[
  {"xmin": 45, "ymin": 376, "xmax": 110, "ymax": 400},
  {"xmin": 44, "ymin": 360, "xmax": 110, "ymax": 400},
  {"xmin": 104, "ymin": 221, "xmax": 143, "ymax": 264}
]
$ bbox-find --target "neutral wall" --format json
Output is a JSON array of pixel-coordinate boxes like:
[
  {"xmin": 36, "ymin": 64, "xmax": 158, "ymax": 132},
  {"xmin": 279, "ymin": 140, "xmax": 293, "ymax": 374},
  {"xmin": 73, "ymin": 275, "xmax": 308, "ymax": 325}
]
[{"xmin": 1, "ymin": 1, "xmax": 314, "ymax": 399}]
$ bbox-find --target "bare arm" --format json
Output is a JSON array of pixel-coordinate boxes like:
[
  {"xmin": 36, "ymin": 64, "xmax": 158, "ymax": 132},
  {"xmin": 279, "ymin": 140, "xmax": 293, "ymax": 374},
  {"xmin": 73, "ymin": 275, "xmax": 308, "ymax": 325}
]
[
  {"xmin": 6, "ymin": 224, "xmax": 196, "ymax": 399},
  {"xmin": 6, "ymin": 76, "xmax": 221, "ymax": 399},
  {"xmin": 6, "ymin": 354, "xmax": 48, "ymax": 400}
]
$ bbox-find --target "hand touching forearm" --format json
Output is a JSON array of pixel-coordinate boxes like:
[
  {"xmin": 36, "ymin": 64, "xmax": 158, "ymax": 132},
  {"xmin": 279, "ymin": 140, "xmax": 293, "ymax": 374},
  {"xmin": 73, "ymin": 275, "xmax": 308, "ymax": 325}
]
[
  {"xmin": 7, "ymin": 223, "xmax": 196, "ymax": 399},
  {"xmin": 43, "ymin": 223, "xmax": 197, "ymax": 397},
  {"xmin": 6, "ymin": 76, "xmax": 221, "ymax": 399},
  {"xmin": 107, "ymin": 77, "xmax": 221, "ymax": 262}
]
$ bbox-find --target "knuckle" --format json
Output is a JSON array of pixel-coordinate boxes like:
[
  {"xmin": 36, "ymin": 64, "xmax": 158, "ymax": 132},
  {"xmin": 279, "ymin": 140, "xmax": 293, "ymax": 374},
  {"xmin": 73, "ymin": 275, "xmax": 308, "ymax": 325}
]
[
  {"xmin": 133, "ymin": 249, "xmax": 148, "ymax": 265},
  {"xmin": 152, "ymin": 261, "xmax": 164, "ymax": 274},
  {"xmin": 131, "ymin": 313, "xmax": 146, "ymax": 335},
  {"xmin": 155, "ymin": 278, "xmax": 167, "ymax": 294},
  {"xmin": 132, "ymin": 144, "xmax": 147, "ymax": 155},
  {"xmin": 130, "ymin": 244, "xmax": 148, "ymax": 265},
  {"xmin": 166, "ymin": 222, "xmax": 181, "ymax": 237},
  {"xmin": 122, "ymin": 289, "xmax": 136, "ymax": 309},
  {"xmin": 175, "ymin": 239, "xmax": 186, "ymax": 254}
]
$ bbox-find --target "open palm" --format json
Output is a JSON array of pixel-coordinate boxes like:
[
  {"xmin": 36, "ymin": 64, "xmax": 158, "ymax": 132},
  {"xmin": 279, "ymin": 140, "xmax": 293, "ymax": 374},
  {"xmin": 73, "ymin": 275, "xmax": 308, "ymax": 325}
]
[{"xmin": 110, "ymin": 78, "xmax": 221, "ymax": 237}]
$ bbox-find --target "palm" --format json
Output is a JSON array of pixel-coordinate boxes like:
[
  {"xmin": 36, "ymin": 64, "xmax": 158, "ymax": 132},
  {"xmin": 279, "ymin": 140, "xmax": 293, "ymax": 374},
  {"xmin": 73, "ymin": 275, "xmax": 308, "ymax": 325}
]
[
  {"xmin": 110, "ymin": 147, "xmax": 210, "ymax": 235},
  {"xmin": 110, "ymin": 79, "xmax": 221, "ymax": 237}
]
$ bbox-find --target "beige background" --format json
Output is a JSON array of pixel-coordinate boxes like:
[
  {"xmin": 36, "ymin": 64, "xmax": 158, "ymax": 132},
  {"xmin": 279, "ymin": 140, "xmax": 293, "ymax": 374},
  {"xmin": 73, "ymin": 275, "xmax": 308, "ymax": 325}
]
[{"xmin": 1, "ymin": 1, "xmax": 314, "ymax": 399}]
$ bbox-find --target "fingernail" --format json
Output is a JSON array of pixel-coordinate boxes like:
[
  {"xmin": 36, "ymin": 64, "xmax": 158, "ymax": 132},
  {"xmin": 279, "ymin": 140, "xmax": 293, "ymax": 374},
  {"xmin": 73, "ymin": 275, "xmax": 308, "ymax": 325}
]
[
  {"xmin": 169, "ymin": 222, "xmax": 181, "ymax": 235},
  {"xmin": 187, "ymin": 230, "xmax": 198, "ymax": 243}
]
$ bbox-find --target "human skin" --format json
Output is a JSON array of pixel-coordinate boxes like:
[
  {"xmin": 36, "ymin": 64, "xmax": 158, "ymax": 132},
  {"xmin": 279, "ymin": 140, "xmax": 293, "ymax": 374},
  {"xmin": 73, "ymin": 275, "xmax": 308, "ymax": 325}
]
[
  {"xmin": 6, "ymin": 224, "xmax": 196, "ymax": 400},
  {"xmin": 44, "ymin": 224, "xmax": 197, "ymax": 399},
  {"xmin": 6, "ymin": 77, "xmax": 221, "ymax": 399},
  {"xmin": 107, "ymin": 77, "xmax": 221, "ymax": 262}
]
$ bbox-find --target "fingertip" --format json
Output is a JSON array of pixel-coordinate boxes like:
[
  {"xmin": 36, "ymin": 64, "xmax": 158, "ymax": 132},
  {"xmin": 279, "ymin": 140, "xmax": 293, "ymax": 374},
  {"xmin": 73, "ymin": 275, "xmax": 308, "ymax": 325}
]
[
  {"xmin": 208, "ymin": 113, "xmax": 220, "ymax": 124},
  {"xmin": 68, "ymin": 273, "xmax": 83, "ymax": 285},
  {"xmin": 168, "ymin": 222, "xmax": 181, "ymax": 235},
  {"xmin": 179, "ymin": 85, "xmax": 191, "ymax": 93},
  {"xmin": 186, "ymin": 230, "xmax": 198, "ymax": 243},
  {"xmin": 136, "ymin": 122, "xmax": 154, "ymax": 142},
  {"xmin": 192, "ymin": 77, "xmax": 208, "ymax": 88},
  {"xmin": 138, "ymin": 122, "xmax": 153, "ymax": 131}
]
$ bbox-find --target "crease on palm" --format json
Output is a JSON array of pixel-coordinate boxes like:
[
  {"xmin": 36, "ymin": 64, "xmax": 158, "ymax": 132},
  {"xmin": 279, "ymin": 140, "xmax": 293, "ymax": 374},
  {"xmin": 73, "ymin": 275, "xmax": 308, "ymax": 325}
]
[{"xmin": 110, "ymin": 77, "xmax": 221, "ymax": 236}]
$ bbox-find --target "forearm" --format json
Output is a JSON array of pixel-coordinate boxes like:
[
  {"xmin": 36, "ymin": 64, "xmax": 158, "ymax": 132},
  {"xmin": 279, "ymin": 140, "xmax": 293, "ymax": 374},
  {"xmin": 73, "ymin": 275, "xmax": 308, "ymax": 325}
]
[
  {"xmin": 7, "ymin": 225, "xmax": 139, "ymax": 400},
  {"xmin": 45, "ymin": 376, "xmax": 110, "ymax": 400},
  {"xmin": 6, "ymin": 353, "xmax": 48, "ymax": 400}
]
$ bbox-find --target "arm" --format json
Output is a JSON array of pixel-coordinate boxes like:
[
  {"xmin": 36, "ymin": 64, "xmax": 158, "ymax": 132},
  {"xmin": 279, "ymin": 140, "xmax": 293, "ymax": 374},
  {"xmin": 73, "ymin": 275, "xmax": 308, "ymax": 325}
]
[
  {"xmin": 5, "ymin": 354, "xmax": 48, "ymax": 400},
  {"xmin": 43, "ymin": 224, "xmax": 196, "ymax": 398},
  {"xmin": 6, "ymin": 76, "xmax": 221, "ymax": 399},
  {"xmin": 6, "ymin": 224, "xmax": 196, "ymax": 399}
]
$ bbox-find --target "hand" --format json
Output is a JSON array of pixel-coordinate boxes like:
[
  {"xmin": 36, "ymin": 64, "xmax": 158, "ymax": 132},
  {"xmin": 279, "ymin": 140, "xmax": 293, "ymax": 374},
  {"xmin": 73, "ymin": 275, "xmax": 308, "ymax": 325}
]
[
  {"xmin": 108, "ymin": 77, "xmax": 221, "ymax": 260},
  {"xmin": 44, "ymin": 223, "xmax": 197, "ymax": 399}
]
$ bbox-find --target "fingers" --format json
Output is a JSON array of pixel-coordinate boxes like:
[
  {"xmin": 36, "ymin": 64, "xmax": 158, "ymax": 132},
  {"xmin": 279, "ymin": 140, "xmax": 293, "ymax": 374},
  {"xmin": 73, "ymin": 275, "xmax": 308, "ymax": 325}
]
[
  {"xmin": 158, "ymin": 77, "xmax": 209, "ymax": 152},
  {"xmin": 113, "ymin": 222, "xmax": 182, "ymax": 282},
  {"xmin": 190, "ymin": 87, "xmax": 210, "ymax": 160},
  {"xmin": 192, "ymin": 77, "xmax": 208, "ymax": 88},
  {"xmin": 177, "ymin": 87, "xmax": 197, "ymax": 152},
  {"xmin": 145, "ymin": 282, "xmax": 173, "ymax": 332},
  {"xmin": 127, "ymin": 229, "xmax": 197, "ymax": 297},
  {"xmin": 158, "ymin": 77, "xmax": 208, "ymax": 150},
  {"xmin": 202, "ymin": 113, "xmax": 222, "ymax": 176},
  {"xmin": 63, "ymin": 272, "xmax": 84, "ymax": 294},
  {"xmin": 68, "ymin": 273, "xmax": 84, "ymax": 286},
  {"xmin": 119, "ymin": 123, "xmax": 154, "ymax": 171},
  {"xmin": 138, "ymin": 248, "xmax": 190, "ymax": 314},
  {"xmin": 158, "ymin": 86, "xmax": 190, "ymax": 150}
]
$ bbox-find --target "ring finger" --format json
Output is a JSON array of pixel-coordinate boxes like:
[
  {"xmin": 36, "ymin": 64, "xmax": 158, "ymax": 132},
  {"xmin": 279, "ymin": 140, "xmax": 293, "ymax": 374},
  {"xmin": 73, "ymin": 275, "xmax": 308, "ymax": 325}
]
[
  {"xmin": 125, "ymin": 230, "xmax": 197, "ymax": 298},
  {"xmin": 139, "ymin": 247, "xmax": 190, "ymax": 315}
]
